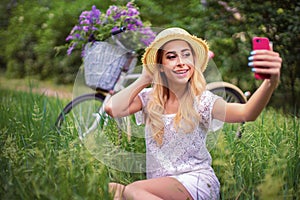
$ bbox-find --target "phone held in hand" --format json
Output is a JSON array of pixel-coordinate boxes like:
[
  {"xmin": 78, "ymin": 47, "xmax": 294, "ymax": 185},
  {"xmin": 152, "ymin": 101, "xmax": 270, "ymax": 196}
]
[{"xmin": 252, "ymin": 37, "xmax": 271, "ymax": 79}]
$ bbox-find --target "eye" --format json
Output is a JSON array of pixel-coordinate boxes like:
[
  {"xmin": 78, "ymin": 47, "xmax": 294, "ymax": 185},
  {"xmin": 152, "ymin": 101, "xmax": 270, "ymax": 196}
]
[
  {"xmin": 182, "ymin": 51, "xmax": 191, "ymax": 58},
  {"xmin": 166, "ymin": 54, "xmax": 177, "ymax": 60}
]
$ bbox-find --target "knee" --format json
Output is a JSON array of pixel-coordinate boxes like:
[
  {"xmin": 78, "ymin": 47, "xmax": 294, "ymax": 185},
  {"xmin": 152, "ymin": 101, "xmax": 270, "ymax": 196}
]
[{"xmin": 123, "ymin": 181, "xmax": 144, "ymax": 199}]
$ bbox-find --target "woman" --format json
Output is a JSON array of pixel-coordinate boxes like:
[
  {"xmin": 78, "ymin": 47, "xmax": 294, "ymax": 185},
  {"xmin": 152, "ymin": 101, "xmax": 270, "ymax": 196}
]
[{"xmin": 105, "ymin": 27, "xmax": 282, "ymax": 200}]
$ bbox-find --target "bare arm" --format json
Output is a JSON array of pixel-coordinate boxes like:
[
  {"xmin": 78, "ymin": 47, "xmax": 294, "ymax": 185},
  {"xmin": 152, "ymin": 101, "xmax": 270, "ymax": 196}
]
[
  {"xmin": 104, "ymin": 68, "xmax": 152, "ymax": 118},
  {"xmin": 213, "ymin": 49, "xmax": 282, "ymax": 123}
]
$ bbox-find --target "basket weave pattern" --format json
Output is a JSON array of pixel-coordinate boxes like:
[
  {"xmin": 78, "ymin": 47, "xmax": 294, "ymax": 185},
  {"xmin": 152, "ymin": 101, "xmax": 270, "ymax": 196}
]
[{"xmin": 84, "ymin": 41, "xmax": 136, "ymax": 91}]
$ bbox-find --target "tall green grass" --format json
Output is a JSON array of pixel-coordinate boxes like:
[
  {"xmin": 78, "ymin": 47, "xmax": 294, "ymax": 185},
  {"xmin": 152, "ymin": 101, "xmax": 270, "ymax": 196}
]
[
  {"xmin": 211, "ymin": 111, "xmax": 300, "ymax": 199},
  {"xmin": 0, "ymin": 89, "xmax": 112, "ymax": 199},
  {"xmin": 0, "ymin": 88, "xmax": 299, "ymax": 199}
]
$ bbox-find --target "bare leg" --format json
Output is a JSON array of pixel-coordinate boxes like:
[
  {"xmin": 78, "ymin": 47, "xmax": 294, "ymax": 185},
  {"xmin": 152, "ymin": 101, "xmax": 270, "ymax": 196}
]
[
  {"xmin": 123, "ymin": 177, "xmax": 193, "ymax": 200},
  {"xmin": 109, "ymin": 182, "xmax": 163, "ymax": 200}
]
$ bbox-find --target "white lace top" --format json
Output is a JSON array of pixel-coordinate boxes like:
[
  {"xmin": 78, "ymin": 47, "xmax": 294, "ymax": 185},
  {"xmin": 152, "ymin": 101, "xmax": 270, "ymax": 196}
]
[{"xmin": 137, "ymin": 88, "xmax": 222, "ymax": 179}]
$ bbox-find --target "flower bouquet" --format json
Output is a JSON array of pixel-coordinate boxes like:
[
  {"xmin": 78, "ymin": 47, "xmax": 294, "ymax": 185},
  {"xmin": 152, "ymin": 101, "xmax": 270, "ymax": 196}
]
[{"xmin": 65, "ymin": 1, "xmax": 155, "ymax": 91}]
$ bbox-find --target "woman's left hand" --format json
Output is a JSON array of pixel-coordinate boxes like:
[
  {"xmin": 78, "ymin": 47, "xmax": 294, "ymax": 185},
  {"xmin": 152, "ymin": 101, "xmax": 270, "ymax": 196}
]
[{"xmin": 249, "ymin": 49, "xmax": 282, "ymax": 86}]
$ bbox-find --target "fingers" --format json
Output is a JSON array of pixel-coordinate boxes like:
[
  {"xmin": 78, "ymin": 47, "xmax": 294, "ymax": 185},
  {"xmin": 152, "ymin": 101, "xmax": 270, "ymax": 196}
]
[
  {"xmin": 251, "ymin": 65, "xmax": 280, "ymax": 76},
  {"xmin": 248, "ymin": 49, "xmax": 282, "ymax": 77},
  {"xmin": 141, "ymin": 67, "xmax": 153, "ymax": 83},
  {"xmin": 250, "ymin": 49, "xmax": 281, "ymax": 61},
  {"xmin": 109, "ymin": 182, "xmax": 126, "ymax": 200},
  {"xmin": 249, "ymin": 59, "xmax": 281, "ymax": 71}
]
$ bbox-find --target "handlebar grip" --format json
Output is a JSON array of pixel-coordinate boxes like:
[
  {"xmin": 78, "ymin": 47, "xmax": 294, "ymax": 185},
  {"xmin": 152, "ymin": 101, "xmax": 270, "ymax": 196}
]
[{"xmin": 111, "ymin": 27, "xmax": 126, "ymax": 35}]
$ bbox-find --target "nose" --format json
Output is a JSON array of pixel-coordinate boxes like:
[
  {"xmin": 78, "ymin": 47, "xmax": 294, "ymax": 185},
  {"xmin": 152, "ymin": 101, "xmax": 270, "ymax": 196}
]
[{"xmin": 176, "ymin": 55, "xmax": 184, "ymax": 67}]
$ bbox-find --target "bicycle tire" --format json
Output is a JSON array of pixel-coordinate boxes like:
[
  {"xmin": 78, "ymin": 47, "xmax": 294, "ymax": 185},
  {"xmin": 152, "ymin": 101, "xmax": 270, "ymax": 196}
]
[
  {"xmin": 206, "ymin": 82, "xmax": 247, "ymax": 103},
  {"xmin": 55, "ymin": 93, "xmax": 106, "ymax": 139},
  {"xmin": 206, "ymin": 82, "xmax": 247, "ymax": 138}
]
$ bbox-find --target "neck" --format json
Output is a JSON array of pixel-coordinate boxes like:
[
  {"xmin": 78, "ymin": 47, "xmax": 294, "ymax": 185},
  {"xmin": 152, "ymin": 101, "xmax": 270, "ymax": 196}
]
[{"xmin": 168, "ymin": 84, "xmax": 188, "ymax": 101}]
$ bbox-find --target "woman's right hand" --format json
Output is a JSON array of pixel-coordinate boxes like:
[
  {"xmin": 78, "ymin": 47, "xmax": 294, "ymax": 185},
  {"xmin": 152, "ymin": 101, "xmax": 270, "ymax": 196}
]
[{"xmin": 140, "ymin": 67, "xmax": 153, "ymax": 85}]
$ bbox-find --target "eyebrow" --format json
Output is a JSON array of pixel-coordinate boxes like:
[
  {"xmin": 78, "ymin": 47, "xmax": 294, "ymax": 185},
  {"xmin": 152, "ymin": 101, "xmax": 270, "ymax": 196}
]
[{"xmin": 165, "ymin": 49, "xmax": 191, "ymax": 55}]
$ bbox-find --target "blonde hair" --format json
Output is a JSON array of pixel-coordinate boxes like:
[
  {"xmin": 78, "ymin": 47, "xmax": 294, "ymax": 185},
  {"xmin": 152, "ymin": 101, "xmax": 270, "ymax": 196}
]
[{"xmin": 146, "ymin": 40, "xmax": 207, "ymax": 146}]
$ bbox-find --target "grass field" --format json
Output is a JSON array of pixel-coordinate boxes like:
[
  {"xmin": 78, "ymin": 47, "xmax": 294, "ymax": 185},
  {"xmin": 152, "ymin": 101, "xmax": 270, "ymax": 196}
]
[{"xmin": 0, "ymin": 82, "xmax": 299, "ymax": 199}]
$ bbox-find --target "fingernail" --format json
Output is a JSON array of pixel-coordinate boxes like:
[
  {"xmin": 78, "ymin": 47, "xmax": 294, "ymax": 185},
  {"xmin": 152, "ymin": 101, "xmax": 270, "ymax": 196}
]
[
  {"xmin": 248, "ymin": 56, "xmax": 254, "ymax": 61},
  {"xmin": 250, "ymin": 50, "xmax": 256, "ymax": 55},
  {"xmin": 248, "ymin": 62, "xmax": 253, "ymax": 67},
  {"xmin": 251, "ymin": 68, "xmax": 256, "ymax": 72}
]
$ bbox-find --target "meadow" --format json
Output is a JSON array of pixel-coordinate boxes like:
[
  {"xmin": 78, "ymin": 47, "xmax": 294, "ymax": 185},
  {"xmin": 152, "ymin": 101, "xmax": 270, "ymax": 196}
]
[{"xmin": 0, "ymin": 84, "xmax": 299, "ymax": 199}]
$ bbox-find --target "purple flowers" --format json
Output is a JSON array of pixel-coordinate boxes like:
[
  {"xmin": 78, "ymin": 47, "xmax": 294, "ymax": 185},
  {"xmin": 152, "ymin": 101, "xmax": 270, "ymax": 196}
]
[
  {"xmin": 66, "ymin": 1, "xmax": 155, "ymax": 56},
  {"xmin": 139, "ymin": 27, "xmax": 156, "ymax": 46}
]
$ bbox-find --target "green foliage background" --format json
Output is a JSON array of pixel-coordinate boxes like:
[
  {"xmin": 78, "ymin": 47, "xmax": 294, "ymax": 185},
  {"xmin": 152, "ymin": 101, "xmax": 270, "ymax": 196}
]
[
  {"xmin": 0, "ymin": 0, "xmax": 299, "ymax": 114},
  {"xmin": 0, "ymin": 1, "xmax": 299, "ymax": 199}
]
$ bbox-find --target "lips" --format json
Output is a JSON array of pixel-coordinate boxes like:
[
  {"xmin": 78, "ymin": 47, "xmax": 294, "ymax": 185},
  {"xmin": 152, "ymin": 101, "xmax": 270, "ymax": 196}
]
[{"xmin": 173, "ymin": 69, "xmax": 189, "ymax": 74}]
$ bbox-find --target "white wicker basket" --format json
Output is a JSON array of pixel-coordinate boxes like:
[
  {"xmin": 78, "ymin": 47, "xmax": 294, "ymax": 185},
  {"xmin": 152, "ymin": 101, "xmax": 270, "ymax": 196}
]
[{"xmin": 84, "ymin": 41, "xmax": 137, "ymax": 91}]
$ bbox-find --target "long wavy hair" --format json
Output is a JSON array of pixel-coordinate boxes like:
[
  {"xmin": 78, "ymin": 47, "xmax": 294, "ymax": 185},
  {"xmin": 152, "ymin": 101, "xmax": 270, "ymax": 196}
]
[{"xmin": 147, "ymin": 39, "xmax": 207, "ymax": 146}]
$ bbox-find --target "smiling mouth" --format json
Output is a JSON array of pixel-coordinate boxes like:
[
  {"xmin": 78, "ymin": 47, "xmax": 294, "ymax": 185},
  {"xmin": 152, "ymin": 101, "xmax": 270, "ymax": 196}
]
[{"xmin": 173, "ymin": 69, "xmax": 189, "ymax": 74}]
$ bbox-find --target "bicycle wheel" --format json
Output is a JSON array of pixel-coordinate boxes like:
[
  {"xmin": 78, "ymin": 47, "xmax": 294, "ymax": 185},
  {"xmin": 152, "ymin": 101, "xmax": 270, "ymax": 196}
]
[
  {"xmin": 206, "ymin": 81, "xmax": 247, "ymax": 103},
  {"xmin": 55, "ymin": 92, "xmax": 147, "ymax": 173},
  {"xmin": 55, "ymin": 93, "xmax": 107, "ymax": 139},
  {"xmin": 206, "ymin": 82, "xmax": 247, "ymax": 138}
]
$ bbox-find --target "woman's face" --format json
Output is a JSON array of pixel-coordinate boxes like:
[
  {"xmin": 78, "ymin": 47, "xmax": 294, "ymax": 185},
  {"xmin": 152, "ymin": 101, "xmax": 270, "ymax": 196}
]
[{"xmin": 161, "ymin": 40, "xmax": 195, "ymax": 85}]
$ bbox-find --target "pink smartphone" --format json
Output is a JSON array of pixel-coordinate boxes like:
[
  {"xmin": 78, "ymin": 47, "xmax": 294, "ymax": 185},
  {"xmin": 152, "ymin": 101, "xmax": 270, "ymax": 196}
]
[{"xmin": 252, "ymin": 37, "xmax": 271, "ymax": 79}]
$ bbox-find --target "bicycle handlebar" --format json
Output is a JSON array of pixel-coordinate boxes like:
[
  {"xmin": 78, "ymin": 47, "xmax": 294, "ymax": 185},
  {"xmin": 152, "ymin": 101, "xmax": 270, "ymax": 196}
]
[{"xmin": 111, "ymin": 27, "xmax": 126, "ymax": 35}]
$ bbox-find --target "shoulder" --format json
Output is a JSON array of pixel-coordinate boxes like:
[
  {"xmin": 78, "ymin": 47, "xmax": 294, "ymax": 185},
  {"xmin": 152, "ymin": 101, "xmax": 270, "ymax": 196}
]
[
  {"xmin": 198, "ymin": 90, "xmax": 220, "ymax": 104},
  {"xmin": 195, "ymin": 90, "xmax": 222, "ymax": 114},
  {"xmin": 196, "ymin": 90, "xmax": 224, "ymax": 130}
]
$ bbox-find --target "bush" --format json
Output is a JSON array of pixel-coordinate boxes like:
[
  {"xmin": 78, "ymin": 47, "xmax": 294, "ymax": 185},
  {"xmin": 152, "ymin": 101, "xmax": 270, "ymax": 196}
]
[
  {"xmin": 2, "ymin": 0, "xmax": 299, "ymax": 114},
  {"xmin": 3, "ymin": 0, "xmax": 122, "ymax": 82}
]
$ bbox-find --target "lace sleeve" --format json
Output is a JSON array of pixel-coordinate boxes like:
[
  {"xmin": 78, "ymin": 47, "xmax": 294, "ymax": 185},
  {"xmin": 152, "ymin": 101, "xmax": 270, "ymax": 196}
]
[
  {"xmin": 135, "ymin": 88, "xmax": 152, "ymax": 125},
  {"xmin": 196, "ymin": 91, "xmax": 224, "ymax": 132}
]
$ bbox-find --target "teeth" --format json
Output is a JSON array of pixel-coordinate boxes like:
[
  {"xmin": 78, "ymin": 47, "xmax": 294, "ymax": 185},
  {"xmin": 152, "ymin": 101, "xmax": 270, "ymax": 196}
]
[{"xmin": 174, "ymin": 69, "xmax": 188, "ymax": 74}]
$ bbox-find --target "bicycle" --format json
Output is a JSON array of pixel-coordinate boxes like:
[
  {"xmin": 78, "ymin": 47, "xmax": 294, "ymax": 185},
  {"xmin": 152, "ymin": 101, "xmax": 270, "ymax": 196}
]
[{"xmin": 55, "ymin": 28, "xmax": 249, "ymax": 141}]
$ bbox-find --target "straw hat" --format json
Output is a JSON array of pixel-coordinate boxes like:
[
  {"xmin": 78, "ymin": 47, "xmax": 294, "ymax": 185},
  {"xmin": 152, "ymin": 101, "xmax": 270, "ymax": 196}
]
[{"xmin": 142, "ymin": 27, "xmax": 209, "ymax": 75}]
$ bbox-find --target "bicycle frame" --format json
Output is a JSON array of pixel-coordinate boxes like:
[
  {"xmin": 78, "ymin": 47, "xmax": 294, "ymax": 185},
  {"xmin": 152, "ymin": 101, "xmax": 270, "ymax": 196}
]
[{"xmin": 79, "ymin": 56, "xmax": 141, "ymax": 139}]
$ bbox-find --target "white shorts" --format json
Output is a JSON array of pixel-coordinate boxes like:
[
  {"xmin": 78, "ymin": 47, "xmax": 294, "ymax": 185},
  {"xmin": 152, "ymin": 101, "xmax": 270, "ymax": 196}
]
[{"xmin": 170, "ymin": 168, "xmax": 220, "ymax": 200}]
